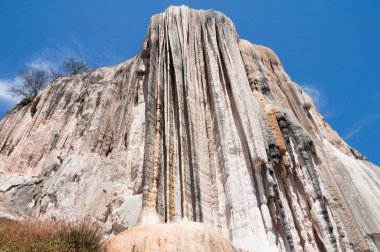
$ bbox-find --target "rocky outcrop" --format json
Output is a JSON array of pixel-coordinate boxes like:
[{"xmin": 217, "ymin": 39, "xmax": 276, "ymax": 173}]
[
  {"xmin": 0, "ymin": 5, "xmax": 379, "ymax": 252},
  {"xmin": 104, "ymin": 221, "xmax": 238, "ymax": 252},
  {"xmin": 0, "ymin": 59, "xmax": 146, "ymax": 230}
]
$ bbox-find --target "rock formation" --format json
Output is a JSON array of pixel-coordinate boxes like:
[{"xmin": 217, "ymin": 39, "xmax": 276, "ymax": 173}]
[
  {"xmin": 1, "ymin": 5, "xmax": 380, "ymax": 252},
  {"xmin": 104, "ymin": 221, "xmax": 238, "ymax": 252}
]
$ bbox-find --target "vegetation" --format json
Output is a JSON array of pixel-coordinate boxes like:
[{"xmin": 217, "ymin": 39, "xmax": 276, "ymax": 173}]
[
  {"xmin": 10, "ymin": 67, "xmax": 49, "ymax": 105},
  {"xmin": 0, "ymin": 217, "xmax": 102, "ymax": 252},
  {"xmin": 62, "ymin": 58, "xmax": 89, "ymax": 75},
  {"xmin": 19, "ymin": 97, "xmax": 34, "ymax": 106},
  {"xmin": 10, "ymin": 58, "xmax": 90, "ymax": 105}
]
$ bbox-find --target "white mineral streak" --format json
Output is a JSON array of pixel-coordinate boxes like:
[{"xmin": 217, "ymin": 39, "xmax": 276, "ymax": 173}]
[{"xmin": 0, "ymin": 5, "xmax": 379, "ymax": 252}]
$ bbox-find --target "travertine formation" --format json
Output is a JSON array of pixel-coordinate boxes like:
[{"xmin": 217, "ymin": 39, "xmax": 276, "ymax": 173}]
[
  {"xmin": 104, "ymin": 221, "xmax": 238, "ymax": 252},
  {"xmin": 1, "ymin": 6, "xmax": 380, "ymax": 252}
]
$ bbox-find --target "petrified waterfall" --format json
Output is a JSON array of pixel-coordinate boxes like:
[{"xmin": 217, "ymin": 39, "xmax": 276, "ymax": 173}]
[{"xmin": 1, "ymin": 6, "xmax": 380, "ymax": 252}]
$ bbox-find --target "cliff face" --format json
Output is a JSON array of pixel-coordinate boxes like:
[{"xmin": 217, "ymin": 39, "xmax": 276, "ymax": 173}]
[{"xmin": 1, "ymin": 6, "xmax": 380, "ymax": 252}]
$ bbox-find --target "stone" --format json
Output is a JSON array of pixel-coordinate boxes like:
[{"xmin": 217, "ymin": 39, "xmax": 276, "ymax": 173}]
[
  {"xmin": 104, "ymin": 221, "xmax": 239, "ymax": 252},
  {"xmin": 0, "ymin": 5, "xmax": 379, "ymax": 252}
]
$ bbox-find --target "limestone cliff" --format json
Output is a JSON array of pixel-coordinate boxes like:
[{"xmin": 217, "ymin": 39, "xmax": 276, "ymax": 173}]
[{"xmin": 1, "ymin": 6, "xmax": 380, "ymax": 252}]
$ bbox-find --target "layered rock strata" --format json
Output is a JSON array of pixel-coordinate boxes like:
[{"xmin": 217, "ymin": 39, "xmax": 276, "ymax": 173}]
[{"xmin": 0, "ymin": 5, "xmax": 379, "ymax": 252}]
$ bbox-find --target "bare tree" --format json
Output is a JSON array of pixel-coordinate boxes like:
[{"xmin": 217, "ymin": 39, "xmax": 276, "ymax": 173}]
[
  {"xmin": 10, "ymin": 67, "xmax": 49, "ymax": 100},
  {"xmin": 50, "ymin": 68, "xmax": 63, "ymax": 81},
  {"xmin": 8, "ymin": 57, "xmax": 90, "ymax": 105},
  {"xmin": 62, "ymin": 58, "xmax": 89, "ymax": 75}
]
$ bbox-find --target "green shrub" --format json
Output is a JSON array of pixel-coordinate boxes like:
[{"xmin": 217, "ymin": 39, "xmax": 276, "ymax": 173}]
[{"xmin": 19, "ymin": 97, "xmax": 33, "ymax": 106}]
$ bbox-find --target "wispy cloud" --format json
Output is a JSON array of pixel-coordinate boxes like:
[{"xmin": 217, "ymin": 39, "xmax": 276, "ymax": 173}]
[
  {"xmin": 25, "ymin": 34, "xmax": 88, "ymax": 74},
  {"xmin": 27, "ymin": 35, "xmax": 87, "ymax": 72},
  {"xmin": 26, "ymin": 56, "xmax": 59, "ymax": 72},
  {"xmin": 300, "ymin": 84, "xmax": 322, "ymax": 108},
  {"xmin": 300, "ymin": 83, "xmax": 338, "ymax": 120},
  {"xmin": 0, "ymin": 78, "xmax": 20, "ymax": 103},
  {"xmin": 0, "ymin": 35, "xmax": 88, "ymax": 104},
  {"xmin": 344, "ymin": 113, "xmax": 380, "ymax": 140}
]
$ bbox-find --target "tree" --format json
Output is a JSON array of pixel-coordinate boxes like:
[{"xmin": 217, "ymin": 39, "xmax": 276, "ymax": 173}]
[
  {"xmin": 62, "ymin": 58, "xmax": 89, "ymax": 75},
  {"xmin": 10, "ymin": 67, "xmax": 49, "ymax": 100},
  {"xmin": 50, "ymin": 68, "xmax": 64, "ymax": 81},
  {"xmin": 9, "ymin": 57, "xmax": 90, "ymax": 105}
]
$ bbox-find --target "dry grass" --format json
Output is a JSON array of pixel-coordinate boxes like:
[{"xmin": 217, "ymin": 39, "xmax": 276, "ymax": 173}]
[{"xmin": 0, "ymin": 217, "xmax": 102, "ymax": 252}]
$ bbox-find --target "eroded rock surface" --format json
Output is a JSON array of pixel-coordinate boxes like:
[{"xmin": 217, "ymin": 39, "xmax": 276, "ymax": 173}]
[
  {"xmin": 104, "ymin": 221, "xmax": 238, "ymax": 252},
  {"xmin": 0, "ymin": 5, "xmax": 379, "ymax": 252}
]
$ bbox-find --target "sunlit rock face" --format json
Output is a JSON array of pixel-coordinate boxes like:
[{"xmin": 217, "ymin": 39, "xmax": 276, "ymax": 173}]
[
  {"xmin": 104, "ymin": 221, "xmax": 239, "ymax": 252},
  {"xmin": 0, "ymin": 5, "xmax": 379, "ymax": 252}
]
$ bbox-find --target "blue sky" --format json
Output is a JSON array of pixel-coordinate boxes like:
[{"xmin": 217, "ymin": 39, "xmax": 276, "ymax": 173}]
[{"xmin": 0, "ymin": 1, "xmax": 379, "ymax": 164}]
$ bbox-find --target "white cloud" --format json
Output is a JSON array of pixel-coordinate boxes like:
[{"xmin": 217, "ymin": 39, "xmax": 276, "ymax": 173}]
[
  {"xmin": 300, "ymin": 83, "xmax": 339, "ymax": 120},
  {"xmin": 344, "ymin": 113, "xmax": 380, "ymax": 140},
  {"xmin": 300, "ymin": 84, "xmax": 322, "ymax": 108},
  {"xmin": 26, "ymin": 56, "xmax": 58, "ymax": 72},
  {"xmin": 26, "ymin": 48, "xmax": 75, "ymax": 72},
  {"xmin": 26, "ymin": 34, "xmax": 88, "ymax": 72},
  {"xmin": 0, "ymin": 78, "xmax": 20, "ymax": 103},
  {"xmin": 0, "ymin": 35, "xmax": 88, "ymax": 106}
]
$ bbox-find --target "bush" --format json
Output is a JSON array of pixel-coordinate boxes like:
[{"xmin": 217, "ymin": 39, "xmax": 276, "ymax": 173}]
[
  {"xmin": 0, "ymin": 217, "xmax": 102, "ymax": 252},
  {"xmin": 18, "ymin": 97, "xmax": 33, "ymax": 106},
  {"xmin": 64, "ymin": 221, "xmax": 101, "ymax": 251}
]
